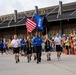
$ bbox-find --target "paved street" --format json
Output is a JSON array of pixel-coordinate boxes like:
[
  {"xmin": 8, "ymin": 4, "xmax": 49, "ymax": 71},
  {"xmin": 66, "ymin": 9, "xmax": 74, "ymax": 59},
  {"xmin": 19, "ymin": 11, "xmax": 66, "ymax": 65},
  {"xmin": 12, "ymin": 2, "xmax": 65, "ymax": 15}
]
[{"xmin": 0, "ymin": 52, "xmax": 76, "ymax": 75}]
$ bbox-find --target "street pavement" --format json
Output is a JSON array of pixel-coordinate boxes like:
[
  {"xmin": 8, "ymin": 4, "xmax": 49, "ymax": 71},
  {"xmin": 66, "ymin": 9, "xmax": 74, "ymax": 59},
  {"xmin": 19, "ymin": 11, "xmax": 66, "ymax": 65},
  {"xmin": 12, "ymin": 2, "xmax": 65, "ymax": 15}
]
[{"xmin": 0, "ymin": 52, "xmax": 76, "ymax": 75}]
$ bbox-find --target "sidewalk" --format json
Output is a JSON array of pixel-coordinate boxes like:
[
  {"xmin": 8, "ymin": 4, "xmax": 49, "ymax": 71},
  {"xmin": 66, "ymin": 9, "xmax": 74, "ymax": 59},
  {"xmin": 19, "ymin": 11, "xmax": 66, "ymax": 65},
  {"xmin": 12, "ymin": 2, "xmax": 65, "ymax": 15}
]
[{"xmin": 0, "ymin": 52, "xmax": 76, "ymax": 75}]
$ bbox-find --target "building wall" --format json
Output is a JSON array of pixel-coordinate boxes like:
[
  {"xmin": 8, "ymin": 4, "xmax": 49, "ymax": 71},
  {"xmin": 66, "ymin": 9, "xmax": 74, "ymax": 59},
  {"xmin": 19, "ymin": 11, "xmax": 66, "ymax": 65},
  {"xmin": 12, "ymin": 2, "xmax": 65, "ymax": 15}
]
[
  {"xmin": 0, "ymin": 26, "xmax": 27, "ymax": 39},
  {"xmin": 49, "ymin": 24, "xmax": 76, "ymax": 35},
  {"xmin": 0, "ymin": 23, "xmax": 76, "ymax": 39}
]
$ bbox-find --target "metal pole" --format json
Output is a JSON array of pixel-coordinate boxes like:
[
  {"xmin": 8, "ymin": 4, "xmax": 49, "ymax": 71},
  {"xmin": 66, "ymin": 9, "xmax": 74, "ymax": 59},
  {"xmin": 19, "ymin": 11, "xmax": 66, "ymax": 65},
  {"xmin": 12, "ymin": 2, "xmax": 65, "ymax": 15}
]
[
  {"xmin": 14, "ymin": 10, "xmax": 18, "ymax": 23},
  {"xmin": 59, "ymin": 1, "xmax": 63, "ymax": 35},
  {"xmin": 60, "ymin": 20, "xmax": 63, "ymax": 35},
  {"xmin": 14, "ymin": 10, "xmax": 18, "ymax": 35},
  {"xmin": 35, "ymin": 6, "xmax": 38, "ymax": 14},
  {"xmin": 35, "ymin": 6, "xmax": 38, "ymax": 33},
  {"xmin": 59, "ymin": 1, "xmax": 62, "ymax": 15}
]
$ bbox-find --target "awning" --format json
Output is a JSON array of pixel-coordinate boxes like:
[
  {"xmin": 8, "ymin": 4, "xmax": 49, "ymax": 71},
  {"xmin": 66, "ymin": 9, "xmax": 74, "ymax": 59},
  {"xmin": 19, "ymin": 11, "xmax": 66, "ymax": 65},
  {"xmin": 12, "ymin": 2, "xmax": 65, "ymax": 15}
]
[
  {"xmin": 46, "ymin": 10, "xmax": 76, "ymax": 22},
  {"xmin": 0, "ymin": 17, "xmax": 26, "ymax": 29}
]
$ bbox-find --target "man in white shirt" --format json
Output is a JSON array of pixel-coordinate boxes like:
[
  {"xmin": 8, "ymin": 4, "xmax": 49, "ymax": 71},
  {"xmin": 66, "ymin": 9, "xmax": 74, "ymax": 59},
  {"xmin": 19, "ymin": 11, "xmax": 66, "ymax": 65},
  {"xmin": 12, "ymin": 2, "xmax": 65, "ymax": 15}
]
[
  {"xmin": 11, "ymin": 35, "xmax": 20, "ymax": 63},
  {"xmin": 54, "ymin": 33, "xmax": 62, "ymax": 60}
]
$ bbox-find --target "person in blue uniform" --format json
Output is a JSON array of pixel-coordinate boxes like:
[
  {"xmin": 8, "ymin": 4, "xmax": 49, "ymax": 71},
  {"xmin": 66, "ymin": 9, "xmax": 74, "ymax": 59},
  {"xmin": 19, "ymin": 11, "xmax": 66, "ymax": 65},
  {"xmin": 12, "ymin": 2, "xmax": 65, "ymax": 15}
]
[
  {"xmin": 21, "ymin": 36, "xmax": 27, "ymax": 56},
  {"xmin": 3, "ymin": 41, "xmax": 8, "ymax": 55},
  {"xmin": 33, "ymin": 32, "xmax": 42, "ymax": 64},
  {"xmin": 0, "ymin": 38, "xmax": 4, "ymax": 55}
]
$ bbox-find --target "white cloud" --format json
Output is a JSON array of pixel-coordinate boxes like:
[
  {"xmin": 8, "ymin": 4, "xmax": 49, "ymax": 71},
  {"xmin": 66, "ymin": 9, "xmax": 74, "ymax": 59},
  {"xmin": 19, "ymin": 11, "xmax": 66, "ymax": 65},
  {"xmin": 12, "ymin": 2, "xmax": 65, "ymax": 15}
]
[{"xmin": 0, "ymin": 0, "xmax": 76, "ymax": 16}]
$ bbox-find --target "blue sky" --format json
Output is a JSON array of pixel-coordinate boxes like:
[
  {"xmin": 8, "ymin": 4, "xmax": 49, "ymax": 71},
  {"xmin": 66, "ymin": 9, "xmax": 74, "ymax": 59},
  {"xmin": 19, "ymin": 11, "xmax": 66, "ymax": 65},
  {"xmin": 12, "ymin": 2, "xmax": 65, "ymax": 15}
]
[{"xmin": 0, "ymin": 0, "xmax": 76, "ymax": 16}]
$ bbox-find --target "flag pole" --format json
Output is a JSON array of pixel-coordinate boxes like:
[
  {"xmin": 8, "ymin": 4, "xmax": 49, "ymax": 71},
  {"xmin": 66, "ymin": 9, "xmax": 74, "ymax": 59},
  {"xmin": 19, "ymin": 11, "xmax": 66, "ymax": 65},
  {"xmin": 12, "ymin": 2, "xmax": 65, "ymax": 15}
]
[
  {"xmin": 44, "ymin": 17, "xmax": 48, "ymax": 35},
  {"xmin": 46, "ymin": 27, "xmax": 47, "ymax": 34},
  {"xmin": 44, "ymin": 16, "xmax": 49, "ymax": 45},
  {"xmin": 35, "ymin": 6, "xmax": 38, "ymax": 33},
  {"xmin": 26, "ymin": 29, "xmax": 28, "ymax": 36},
  {"xmin": 31, "ymin": 12, "xmax": 35, "ymax": 37},
  {"xmin": 25, "ymin": 19, "xmax": 28, "ymax": 36}
]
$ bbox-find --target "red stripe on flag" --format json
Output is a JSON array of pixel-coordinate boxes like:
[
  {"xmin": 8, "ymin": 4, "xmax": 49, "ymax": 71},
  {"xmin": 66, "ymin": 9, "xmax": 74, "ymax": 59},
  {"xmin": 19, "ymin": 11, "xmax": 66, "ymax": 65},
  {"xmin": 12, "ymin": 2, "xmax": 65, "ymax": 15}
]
[{"xmin": 26, "ymin": 18, "xmax": 36, "ymax": 33}]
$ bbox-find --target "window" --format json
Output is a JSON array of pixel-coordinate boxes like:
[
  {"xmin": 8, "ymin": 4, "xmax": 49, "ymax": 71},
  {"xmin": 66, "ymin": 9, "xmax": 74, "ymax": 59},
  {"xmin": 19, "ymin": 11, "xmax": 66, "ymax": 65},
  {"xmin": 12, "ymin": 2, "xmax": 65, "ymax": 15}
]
[{"xmin": 38, "ymin": 11, "xmax": 41, "ymax": 14}]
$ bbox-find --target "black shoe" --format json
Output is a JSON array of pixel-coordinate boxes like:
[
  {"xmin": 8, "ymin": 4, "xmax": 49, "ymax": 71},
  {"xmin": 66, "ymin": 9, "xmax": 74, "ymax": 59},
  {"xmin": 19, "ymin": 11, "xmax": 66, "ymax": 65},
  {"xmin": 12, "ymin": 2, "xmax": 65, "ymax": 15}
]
[
  {"xmin": 47, "ymin": 59, "xmax": 49, "ymax": 61},
  {"xmin": 39, "ymin": 58, "xmax": 41, "ymax": 62},
  {"xmin": 39, "ymin": 60, "xmax": 41, "ymax": 62},
  {"xmin": 16, "ymin": 60, "xmax": 18, "ymax": 63},
  {"xmin": 28, "ymin": 60, "xmax": 30, "ymax": 63},
  {"xmin": 18, "ymin": 59, "xmax": 20, "ymax": 62},
  {"xmin": 37, "ymin": 61, "xmax": 39, "ymax": 64},
  {"xmin": 49, "ymin": 58, "xmax": 51, "ymax": 61},
  {"xmin": 30, "ymin": 58, "xmax": 31, "ymax": 61}
]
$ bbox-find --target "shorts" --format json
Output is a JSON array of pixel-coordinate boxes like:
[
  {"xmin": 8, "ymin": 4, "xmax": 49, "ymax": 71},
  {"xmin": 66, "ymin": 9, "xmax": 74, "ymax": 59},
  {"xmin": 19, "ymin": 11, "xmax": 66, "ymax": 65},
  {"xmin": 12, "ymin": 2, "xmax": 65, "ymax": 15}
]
[
  {"xmin": 66, "ymin": 46, "xmax": 70, "ymax": 50},
  {"xmin": 0, "ymin": 47, "xmax": 4, "ymax": 52},
  {"xmin": 21, "ymin": 46, "xmax": 26, "ymax": 52},
  {"xmin": 13, "ymin": 47, "xmax": 19, "ymax": 54},
  {"xmin": 56, "ymin": 45, "xmax": 62, "ymax": 52},
  {"xmin": 45, "ymin": 46, "xmax": 50, "ymax": 52},
  {"xmin": 32, "ymin": 47, "xmax": 36, "ymax": 53},
  {"xmin": 24, "ymin": 47, "xmax": 26, "ymax": 52},
  {"xmin": 26, "ymin": 47, "xmax": 32, "ymax": 54},
  {"xmin": 3, "ymin": 47, "xmax": 8, "ymax": 51}
]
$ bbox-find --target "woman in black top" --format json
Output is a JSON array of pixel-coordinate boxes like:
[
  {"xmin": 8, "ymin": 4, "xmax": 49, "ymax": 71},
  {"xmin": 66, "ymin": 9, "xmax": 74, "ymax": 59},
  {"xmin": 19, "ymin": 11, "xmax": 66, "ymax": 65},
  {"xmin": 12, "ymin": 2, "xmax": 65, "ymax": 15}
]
[
  {"xmin": 43, "ymin": 34, "xmax": 52, "ymax": 61},
  {"xmin": 26, "ymin": 36, "xmax": 32, "ymax": 63}
]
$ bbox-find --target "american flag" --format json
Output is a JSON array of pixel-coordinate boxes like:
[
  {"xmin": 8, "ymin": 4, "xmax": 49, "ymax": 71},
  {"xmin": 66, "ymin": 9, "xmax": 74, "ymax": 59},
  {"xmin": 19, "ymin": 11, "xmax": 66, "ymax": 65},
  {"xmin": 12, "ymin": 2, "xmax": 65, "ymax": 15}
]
[{"xmin": 26, "ymin": 18, "xmax": 36, "ymax": 33}]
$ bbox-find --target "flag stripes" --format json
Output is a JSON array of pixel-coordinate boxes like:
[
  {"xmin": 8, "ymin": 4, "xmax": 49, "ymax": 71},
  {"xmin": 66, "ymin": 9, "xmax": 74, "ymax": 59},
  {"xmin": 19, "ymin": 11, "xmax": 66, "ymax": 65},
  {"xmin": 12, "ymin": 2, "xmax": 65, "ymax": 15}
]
[{"xmin": 26, "ymin": 18, "xmax": 36, "ymax": 33}]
